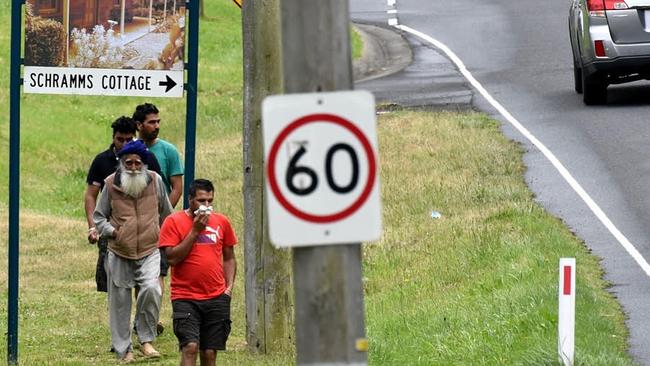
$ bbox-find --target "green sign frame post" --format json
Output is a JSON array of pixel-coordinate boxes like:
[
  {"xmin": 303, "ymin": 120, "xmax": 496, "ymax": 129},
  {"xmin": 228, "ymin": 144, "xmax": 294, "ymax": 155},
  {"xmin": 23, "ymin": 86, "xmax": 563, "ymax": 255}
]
[
  {"xmin": 7, "ymin": 1, "xmax": 200, "ymax": 363},
  {"xmin": 8, "ymin": 0, "xmax": 22, "ymax": 363}
]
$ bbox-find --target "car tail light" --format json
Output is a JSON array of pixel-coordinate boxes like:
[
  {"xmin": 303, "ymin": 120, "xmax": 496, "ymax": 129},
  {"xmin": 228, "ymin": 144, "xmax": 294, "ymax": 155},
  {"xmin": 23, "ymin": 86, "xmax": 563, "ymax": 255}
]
[
  {"xmin": 587, "ymin": 0, "xmax": 605, "ymax": 11},
  {"xmin": 604, "ymin": 0, "xmax": 629, "ymax": 9},
  {"xmin": 594, "ymin": 40, "xmax": 607, "ymax": 57},
  {"xmin": 587, "ymin": 0, "xmax": 628, "ymax": 14}
]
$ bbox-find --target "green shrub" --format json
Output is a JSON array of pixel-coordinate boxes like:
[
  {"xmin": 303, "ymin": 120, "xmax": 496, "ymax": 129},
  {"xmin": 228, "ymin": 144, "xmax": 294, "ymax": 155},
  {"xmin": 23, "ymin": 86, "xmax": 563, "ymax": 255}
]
[{"xmin": 25, "ymin": 5, "xmax": 66, "ymax": 66}]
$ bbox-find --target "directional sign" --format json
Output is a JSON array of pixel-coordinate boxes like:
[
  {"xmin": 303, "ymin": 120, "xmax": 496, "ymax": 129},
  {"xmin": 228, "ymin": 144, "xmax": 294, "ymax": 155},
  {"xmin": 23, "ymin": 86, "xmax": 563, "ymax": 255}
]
[
  {"xmin": 23, "ymin": 1, "xmax": 186, "ymax": 98},
  {"xmin": 23, "ymin": 67, "xmax": 183, "ymax": 98},
  {"xmin": 262, "ymin": 90, "xmax": 382, "ymax": 247}
]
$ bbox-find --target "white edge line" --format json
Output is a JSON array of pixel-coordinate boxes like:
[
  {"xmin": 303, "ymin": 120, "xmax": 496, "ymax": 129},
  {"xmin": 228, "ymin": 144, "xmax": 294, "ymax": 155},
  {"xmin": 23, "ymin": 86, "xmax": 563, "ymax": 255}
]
[
  {"xmin": 393, "ymin": 24, "xmax": 650, "ymax": 277},
  {"xmin": 387, "ymin": 0, "xmax": 397, "ymax": 26}
]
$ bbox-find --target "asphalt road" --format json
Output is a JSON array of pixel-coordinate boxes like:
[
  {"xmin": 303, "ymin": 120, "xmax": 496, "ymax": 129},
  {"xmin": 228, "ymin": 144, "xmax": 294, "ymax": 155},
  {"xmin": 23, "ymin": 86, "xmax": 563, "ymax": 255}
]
[{"xmin": 351, "ymin": 0, "xmax": 650, "ymax": 363}]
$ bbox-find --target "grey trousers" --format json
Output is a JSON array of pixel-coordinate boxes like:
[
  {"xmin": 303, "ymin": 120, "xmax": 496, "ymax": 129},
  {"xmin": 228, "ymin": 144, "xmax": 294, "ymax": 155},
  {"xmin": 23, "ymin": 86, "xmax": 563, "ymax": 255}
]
[{"xmin": 105, "ymin": 250, "xmax": 161, "ymax": 358}]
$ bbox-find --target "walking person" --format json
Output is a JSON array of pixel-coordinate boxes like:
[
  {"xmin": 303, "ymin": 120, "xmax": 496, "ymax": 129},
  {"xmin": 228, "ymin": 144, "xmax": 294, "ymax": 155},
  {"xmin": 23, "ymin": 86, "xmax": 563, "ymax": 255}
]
[
  {"xmin": 159, "ymin": 179, "xmax": 237, "ymax": 366},
  {"xmin": 84, "ymin": 116, "xmax": 161, "ymax": 293},
  {"xmin": 133, "ymin": 102, "xmax": 183, "ymax": 208},
  {"xmin": 133, "ymin": 102, "xmax": 185, "ymax": 334},
  {"xmin": 94, "ymin": 140, "xmax": 173, "ymax": 362}
]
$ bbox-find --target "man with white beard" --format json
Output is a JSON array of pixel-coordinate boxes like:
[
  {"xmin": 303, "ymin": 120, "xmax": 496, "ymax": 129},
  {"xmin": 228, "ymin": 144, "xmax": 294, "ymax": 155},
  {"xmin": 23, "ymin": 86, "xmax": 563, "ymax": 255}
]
[{"xmin": 94, "ymin": 140, "xmax": 173, "ymax": 363}]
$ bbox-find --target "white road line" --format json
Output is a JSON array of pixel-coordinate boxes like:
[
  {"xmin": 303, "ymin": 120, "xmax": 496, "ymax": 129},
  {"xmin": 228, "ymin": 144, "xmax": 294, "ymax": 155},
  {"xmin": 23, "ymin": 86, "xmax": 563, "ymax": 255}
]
[
  {"xmin": 387, "ymin": 0, "xmax": 398, "ymax": 26},
  {"xmin": 394, "ymin": 24, "xmax": 650, "ymax": 277}
]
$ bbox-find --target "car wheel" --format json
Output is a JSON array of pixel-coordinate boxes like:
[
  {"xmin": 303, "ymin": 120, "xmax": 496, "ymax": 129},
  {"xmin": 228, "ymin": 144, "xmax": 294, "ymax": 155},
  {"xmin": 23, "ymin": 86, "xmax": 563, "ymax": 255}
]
[
  {"xmin": 573, "ymin": 62, "xmax": 583, "ymax": 94},
  {"xmin": 582, "ymin": 71, "xmax": 607, "ymax": 105}
]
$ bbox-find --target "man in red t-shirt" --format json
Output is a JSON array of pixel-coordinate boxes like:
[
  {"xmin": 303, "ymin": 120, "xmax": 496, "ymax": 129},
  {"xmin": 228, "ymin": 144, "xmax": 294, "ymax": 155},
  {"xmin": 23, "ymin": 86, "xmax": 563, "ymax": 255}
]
[{"xmin": 159, "ymin": 179, "xmax": 237, "ymax": 366}]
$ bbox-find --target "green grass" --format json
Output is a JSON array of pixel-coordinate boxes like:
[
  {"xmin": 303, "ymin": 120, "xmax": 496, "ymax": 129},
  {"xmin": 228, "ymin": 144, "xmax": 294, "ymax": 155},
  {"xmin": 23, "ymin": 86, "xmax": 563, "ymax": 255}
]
[
  {"xmin": 351, "ymin": 26, "xmax": 363, "ymax": 61},
  {"xmin": 367, "ymin": 111, "xmax": 634, "ymax": 365},
  {"xmin": 0, "ymin": 1, "xmax": 638, "ymax": 366}
]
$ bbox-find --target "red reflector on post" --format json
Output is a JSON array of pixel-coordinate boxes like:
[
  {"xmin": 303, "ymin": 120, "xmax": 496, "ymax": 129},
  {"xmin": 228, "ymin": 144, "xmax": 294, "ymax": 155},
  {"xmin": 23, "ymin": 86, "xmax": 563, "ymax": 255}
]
[
  {"xmin": 594, "ymin": 40, "xmax": 606, "ymax": 57},
  {"xmin": 563, "ymin": 266, "xmax": 572, "ymax": 295}
]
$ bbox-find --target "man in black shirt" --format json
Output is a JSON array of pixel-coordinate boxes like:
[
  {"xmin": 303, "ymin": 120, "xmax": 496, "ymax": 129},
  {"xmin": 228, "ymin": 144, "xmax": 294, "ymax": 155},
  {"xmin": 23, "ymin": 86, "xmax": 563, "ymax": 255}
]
[{"xmin": 85, "ymin": 116, "xmax": 161, "ymax": 292}]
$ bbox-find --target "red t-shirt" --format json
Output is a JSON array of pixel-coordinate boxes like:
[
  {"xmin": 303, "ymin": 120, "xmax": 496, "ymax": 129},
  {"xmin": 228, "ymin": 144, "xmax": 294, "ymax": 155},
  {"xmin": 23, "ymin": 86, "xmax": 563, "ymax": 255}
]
[{"xmin": 159, "ymin": 211, "xmax": 237, "ymax": 301}]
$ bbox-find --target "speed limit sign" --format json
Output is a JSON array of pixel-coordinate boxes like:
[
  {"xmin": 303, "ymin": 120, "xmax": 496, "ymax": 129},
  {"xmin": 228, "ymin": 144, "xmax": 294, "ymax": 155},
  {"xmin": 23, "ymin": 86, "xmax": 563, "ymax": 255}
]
[{"xmin": 262, "ymin": 90, "xmax": 382, "ymax": 247}]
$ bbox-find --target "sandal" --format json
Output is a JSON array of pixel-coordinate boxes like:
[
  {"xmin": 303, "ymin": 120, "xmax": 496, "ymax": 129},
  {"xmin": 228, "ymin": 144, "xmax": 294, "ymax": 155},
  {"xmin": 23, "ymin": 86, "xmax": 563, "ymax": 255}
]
[
  {"xmin": 140, "ymin": 343, "xmax": 161, "ymax": 359},
  {"xmin": 120, "ymin": 351, "xmax": 135, "ymax": 363}
]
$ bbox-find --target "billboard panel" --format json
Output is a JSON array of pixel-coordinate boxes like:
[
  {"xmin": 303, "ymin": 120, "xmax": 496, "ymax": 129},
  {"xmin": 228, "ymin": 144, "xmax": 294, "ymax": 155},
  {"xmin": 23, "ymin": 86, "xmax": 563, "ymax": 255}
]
[{"xmin": 24, "ymin": 0, "xmax": 185, "ymax": 96}]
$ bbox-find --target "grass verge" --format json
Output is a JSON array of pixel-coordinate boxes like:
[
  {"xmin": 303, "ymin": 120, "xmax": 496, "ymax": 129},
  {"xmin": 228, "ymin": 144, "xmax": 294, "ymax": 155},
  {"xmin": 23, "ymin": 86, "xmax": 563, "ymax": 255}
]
[
  {"xmin": 351, "ymin": 26, "xmax": 363, "ymax": 61},
  {"xmin": 366, "ymin": 111, "xmax": 634, "ymax": 365},
  {"xmin": 0, "ymin": 110, "xmax": 637, "ymax": 365}
]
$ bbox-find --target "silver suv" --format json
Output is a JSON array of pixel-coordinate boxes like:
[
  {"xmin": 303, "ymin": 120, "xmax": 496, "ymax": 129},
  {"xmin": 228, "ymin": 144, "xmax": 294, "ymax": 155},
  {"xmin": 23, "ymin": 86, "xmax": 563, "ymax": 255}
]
[{"xmin": 569, "ymin": 0, "xmax": 650, "ymax": 104}]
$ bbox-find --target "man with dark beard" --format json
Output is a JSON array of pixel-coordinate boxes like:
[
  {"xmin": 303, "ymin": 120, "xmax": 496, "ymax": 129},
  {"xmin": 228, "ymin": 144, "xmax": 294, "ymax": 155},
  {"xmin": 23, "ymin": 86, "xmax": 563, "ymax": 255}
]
[
  {"xmin": 94, "ymin": 140, "xmax": 173, "ymax": 363},
  {"xmin": 133, "ymin": 102, "xmax": 184, "ymax": 335},
  {"xmin": 133, "ymin": 103, "xmax": 183, "ymax": 208}
]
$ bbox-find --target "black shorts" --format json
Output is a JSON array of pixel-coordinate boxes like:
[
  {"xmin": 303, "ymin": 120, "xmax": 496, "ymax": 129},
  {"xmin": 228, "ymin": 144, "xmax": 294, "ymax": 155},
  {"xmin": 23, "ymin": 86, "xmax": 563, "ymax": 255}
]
[{"xmin": 172, "ymin": 294, "xmax": 232, "ymax": 351}]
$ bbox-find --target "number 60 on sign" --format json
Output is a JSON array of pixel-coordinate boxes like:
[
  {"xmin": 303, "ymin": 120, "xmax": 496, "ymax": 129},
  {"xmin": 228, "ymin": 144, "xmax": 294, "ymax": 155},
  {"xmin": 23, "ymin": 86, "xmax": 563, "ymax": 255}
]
[{"xmin": 262, "ymin": 91, "xmax": 382, "ymax": 247}]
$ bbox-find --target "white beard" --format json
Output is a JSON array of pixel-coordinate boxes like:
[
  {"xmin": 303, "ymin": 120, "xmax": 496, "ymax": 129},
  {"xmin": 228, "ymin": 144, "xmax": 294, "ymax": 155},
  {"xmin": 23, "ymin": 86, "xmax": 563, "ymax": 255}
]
[{"xmin": 119, "ymin": 162, "xmax": 149, "ymax": 198}]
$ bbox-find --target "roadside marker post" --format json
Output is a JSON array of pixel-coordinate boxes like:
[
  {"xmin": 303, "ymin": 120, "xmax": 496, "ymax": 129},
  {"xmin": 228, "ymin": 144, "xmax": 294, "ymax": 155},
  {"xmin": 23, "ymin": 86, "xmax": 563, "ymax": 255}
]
[{"xmin": 558, "ymin": 258, "xmax": 576, "ymax": 366}]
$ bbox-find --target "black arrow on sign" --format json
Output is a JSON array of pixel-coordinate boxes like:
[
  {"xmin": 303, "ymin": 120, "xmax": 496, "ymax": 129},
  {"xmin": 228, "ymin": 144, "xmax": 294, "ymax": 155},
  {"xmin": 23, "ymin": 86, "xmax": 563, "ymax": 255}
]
[{"xmin": 159, "ymin": 75, "xmax": 177, "ymax": 92}]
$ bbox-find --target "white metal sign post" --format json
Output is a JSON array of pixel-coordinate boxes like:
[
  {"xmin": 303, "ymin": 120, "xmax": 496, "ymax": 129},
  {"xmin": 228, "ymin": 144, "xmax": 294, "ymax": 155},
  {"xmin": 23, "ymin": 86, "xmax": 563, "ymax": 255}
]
[
  {"xmin": 262, "ymin": 90, "xmax": 381, "ymax": 247},
  {"xmin": 558, "ymin": 258, "xmax": 576, "ymax": 366}
]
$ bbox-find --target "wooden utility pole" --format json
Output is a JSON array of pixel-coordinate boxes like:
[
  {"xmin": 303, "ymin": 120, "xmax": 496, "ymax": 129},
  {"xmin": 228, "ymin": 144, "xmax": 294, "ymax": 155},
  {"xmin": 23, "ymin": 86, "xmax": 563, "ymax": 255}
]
[
  {"xmin": 242, "ymin": 0, "xmax": 293, "ymax": 354},
  {"xmin": 280, "ymin": 0, "xmax": 368, "ymax": 364}
]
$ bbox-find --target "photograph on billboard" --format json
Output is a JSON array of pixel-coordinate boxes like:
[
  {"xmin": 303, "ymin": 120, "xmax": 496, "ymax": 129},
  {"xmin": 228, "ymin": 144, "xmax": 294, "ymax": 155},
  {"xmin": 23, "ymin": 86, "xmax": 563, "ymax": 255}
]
[{"xmin": 25, "ymin": 0, "xmax": 185, "ymax": 71}]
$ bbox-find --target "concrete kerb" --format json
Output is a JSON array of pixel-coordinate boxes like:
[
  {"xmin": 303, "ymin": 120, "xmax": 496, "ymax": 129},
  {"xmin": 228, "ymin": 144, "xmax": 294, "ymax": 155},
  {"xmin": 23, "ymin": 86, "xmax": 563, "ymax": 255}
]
[
  {"xmin": 352, "ymin": 22, "xmax": 474, "ymax": 112},
  {"xmin": 352, "ymin": 23, "xmax": 412, "ymax": 83}
]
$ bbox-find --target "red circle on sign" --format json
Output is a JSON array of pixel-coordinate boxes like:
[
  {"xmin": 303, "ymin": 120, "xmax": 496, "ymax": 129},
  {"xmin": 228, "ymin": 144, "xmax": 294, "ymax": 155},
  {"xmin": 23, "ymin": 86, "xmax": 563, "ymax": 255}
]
[{"xmin": 267, "ymin": 113, "xmax": 377, "ymax": 223}]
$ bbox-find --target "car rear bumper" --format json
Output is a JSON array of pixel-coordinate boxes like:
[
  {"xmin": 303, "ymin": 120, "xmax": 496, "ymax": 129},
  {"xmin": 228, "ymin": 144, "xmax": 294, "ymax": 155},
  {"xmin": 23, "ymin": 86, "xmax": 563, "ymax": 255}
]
[
  {"xmin": 584, "ymin": 55, "xmax": 650, "ymax": 76},
  {"xmin": 589, "ymin": 22, "xmax": 650, "ymax": 53},
  {"xmin": 585, "ymin": 23, "xmax": 650, "ymax": 76}
]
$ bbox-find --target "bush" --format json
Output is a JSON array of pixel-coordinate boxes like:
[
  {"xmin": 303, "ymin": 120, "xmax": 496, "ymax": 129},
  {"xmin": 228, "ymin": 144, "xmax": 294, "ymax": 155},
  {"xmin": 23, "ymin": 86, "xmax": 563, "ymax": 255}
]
[
  {"xmin": 24, "ymin": 5, "xmax": 66, "ymax": 66},
  {"xmin": 68, "ymin": 25, "xmax": 125, "ymax": 68}
]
